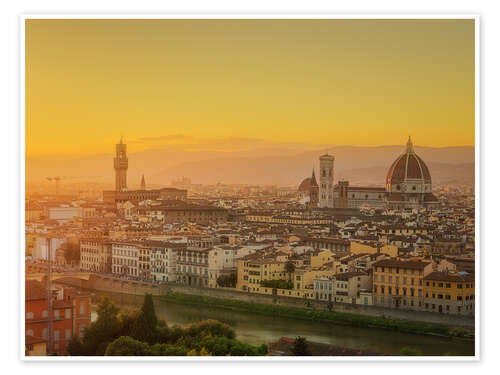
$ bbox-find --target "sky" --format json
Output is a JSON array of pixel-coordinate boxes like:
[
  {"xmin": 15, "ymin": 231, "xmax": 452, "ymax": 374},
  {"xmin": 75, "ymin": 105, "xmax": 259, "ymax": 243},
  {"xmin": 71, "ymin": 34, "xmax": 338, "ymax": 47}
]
[{"xmin": 25, "ymin": 19, "xmax": 475, "ymax": 157}]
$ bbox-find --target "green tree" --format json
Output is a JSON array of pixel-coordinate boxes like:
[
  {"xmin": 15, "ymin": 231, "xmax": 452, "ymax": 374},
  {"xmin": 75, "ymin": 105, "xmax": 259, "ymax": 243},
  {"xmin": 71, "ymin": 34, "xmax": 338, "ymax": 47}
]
[
  {"xmin": 63, "ymin": 242, "xmax": 80, "ymax": 266},
  {"xmin": 75, "ymin": 297, "xmax": 121, "ymax": 355},
  {"xmin": 216, "ymin": 272, "xmax": 237, "ymax": 288},
  {"xmin": 292, "ymin": 336, "xmax": 311, "ymax": 356},
  {"xmin": 130, "ymin": 294, "xmax": 158, "ymax": 343},
  {"xmin": 66, "ymin": 336, "xmax": 85, "ymax": 356},
  {"xmin": 104, "ymin": 336, "xmax": 149, "ymax": 356},
  {"xmin": 285, "ymin": 260, "xmax": 296, "ymax": 282}
]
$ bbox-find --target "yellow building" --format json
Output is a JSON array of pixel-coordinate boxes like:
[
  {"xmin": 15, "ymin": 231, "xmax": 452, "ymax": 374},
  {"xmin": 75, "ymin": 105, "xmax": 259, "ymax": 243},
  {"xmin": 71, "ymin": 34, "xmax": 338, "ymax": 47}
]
[
  {"xmin": 25, "ymin": 335, "xmax": 46, "ymax": 356},
  {"xmin": 294, "ymin": 267, "xmax": 336, "ymax": 299},
  {"xmin": 423, "ymin": 271, "xmax": 475, "ymax": 315},
  {"xmin": 309, "ymin": 249, "xmax": 335, "ymax": 267},
  {"xmin": 350, "ymin": 241, "xmax": 398, "ymax": 257},
  {"xmin": 236, "ymin": 254, "xmax": 287, "ymax": 293},
  {"xmin": 372, "ymin": 258, "xmax": 433, "ymax": 310}
]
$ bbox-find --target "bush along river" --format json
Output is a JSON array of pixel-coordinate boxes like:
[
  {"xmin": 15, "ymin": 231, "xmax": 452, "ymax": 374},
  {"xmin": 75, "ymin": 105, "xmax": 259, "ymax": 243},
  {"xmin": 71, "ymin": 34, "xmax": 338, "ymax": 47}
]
[{"xmin": 84, "ymin": 289, "xmax": 474, "ymax": 356}]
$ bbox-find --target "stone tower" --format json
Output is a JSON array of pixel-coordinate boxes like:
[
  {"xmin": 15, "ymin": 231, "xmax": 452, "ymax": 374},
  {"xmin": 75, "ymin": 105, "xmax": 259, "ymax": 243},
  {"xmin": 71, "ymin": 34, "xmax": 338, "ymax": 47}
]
[
  {"xmin": 140, "ymin": 174, "xmax": 146, "ymax": 190},
  {"xmin": 114, "ymin": 137, "xmax": 128, "ymax": 192},
  {"xmin": 319, "ymin": 154, "xmax": 334, "ymax": 208},
  {"xmin": 337, "ymin": 180, "xmax": 349, "ymax": 208}
]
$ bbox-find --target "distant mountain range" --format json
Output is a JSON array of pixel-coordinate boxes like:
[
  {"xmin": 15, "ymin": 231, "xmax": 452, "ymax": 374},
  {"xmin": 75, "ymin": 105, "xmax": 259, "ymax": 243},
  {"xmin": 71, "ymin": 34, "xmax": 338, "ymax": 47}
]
[{"xmin": 27, "ymin": 145, "xmax": 474, "ymax": 187}]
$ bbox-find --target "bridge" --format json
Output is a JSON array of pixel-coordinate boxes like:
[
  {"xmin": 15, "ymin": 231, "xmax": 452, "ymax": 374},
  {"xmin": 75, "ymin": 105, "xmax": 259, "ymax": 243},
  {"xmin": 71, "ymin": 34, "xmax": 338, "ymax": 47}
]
[{"xmin": 26, "ymin": 272, "xmax": 92, "ymax": 282}]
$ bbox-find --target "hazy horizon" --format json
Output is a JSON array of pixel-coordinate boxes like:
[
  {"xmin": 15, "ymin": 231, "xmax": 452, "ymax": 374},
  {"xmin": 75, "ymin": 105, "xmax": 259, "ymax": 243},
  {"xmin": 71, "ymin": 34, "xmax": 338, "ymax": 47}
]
[{"xmin": 26, "ymin": 142, "xmax": 474, "ymax": 187}]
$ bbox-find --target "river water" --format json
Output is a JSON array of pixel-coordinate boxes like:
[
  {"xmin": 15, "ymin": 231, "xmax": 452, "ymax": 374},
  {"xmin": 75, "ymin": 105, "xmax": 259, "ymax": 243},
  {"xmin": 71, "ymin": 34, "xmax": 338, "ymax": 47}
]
[{"xmin": 87, "ymin": 290, "xmax": 474, "ymax": 356}]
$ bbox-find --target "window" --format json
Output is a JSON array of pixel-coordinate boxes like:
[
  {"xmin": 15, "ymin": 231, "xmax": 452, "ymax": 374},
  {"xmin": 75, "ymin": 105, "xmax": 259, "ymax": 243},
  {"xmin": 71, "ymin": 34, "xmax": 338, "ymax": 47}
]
[
  {"xmin": 26, "ymin": 312, "xmax": 34, "ymax": 319},
  {"xmin": 54, "ymin": 330, "xmax": 60, "ymax": 341},
  {"xmin": 80, "ymin": 302, "xmax": 86, "ymax": 314},
  {"xmin": 42, "ymin": 328, "xmax": 48, "ymax": 339},
  {"xmin": 27, "ymin": 329, "xmax": 33, "ymax": 336},
  {"xmin": 54, "ymin": 309, "xmax": 59, "ymax": 319},
  {"xmin": 42, "ymin": 310, "xmax": 48, "ymax": 318}
]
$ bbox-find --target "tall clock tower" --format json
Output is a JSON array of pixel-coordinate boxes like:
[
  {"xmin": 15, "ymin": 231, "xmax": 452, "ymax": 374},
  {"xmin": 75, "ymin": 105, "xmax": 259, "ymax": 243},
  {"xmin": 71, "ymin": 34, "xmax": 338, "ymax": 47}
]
[{"xmin": 114, "ymin": 137, "xmax": 128, "ymax": 192}]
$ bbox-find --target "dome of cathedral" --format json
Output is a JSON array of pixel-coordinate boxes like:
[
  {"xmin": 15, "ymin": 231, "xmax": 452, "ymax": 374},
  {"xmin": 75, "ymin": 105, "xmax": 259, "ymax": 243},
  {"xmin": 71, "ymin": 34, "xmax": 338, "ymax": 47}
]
[
  {"xmin": 386, "ymin": 137, "xmax": 432, "ymax": 189},
  {"xmin": 298, "ymin": 177, "xmax": 312, "ymax": 192}
]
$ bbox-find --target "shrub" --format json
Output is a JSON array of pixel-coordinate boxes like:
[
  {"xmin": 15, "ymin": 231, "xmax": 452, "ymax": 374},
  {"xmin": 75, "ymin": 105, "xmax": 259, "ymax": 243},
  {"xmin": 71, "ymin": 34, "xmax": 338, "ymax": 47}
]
[
  {"xmin": 400, "ymin": 346, "xmax": 423, "ymax": 356},
  {"xmin": 105, "ymin": 336, "xmax": 149, "ymax": 356}
]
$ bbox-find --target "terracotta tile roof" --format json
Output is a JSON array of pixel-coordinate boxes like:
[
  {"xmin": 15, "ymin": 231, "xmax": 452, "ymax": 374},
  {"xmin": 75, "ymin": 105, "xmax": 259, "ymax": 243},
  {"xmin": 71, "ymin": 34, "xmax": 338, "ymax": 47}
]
[
  {"xmin": 424, "ymin": 271, "xmax": 474, "ymax": 283},
  {"xmin": 373, "ymin": 259, "xmax": 432, "ymax": 270}
]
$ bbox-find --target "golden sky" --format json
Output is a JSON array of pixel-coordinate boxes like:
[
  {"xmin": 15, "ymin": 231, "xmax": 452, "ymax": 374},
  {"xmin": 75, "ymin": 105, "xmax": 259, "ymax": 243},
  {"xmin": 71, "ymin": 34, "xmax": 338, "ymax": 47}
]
[{"xmin": 26, "ymin": 19, "xmax": 475, "ymax": 157}]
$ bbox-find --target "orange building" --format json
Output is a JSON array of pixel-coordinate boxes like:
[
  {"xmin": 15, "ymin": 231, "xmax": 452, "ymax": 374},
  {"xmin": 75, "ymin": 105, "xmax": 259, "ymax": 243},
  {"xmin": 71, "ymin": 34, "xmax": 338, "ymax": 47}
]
[{"xmin": 25, "ymin": 280, "xmax": 91, "ymax": 355}]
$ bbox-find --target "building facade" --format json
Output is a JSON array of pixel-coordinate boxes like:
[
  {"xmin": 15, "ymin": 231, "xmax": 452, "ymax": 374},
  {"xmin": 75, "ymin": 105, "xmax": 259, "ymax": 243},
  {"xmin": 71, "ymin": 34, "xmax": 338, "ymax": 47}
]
[
  {"xmin": 111, "ymin": 241, "xmax": 140, "ymax": 278},
  {"xmin": 372, "ymin": 259, "xmax": 433, "ymax": 311},
  {"xmin": 150, "ymin": 242, "xmax": 183, "ymax": 283},
  {"xmin": 423, "ymin": 271, "xmax": 475, "ymax": 315},
  {"xmin": 25, "ymin": 281, "xmax": 91, "ymax": 356},
  {"xmin": 80, "ymin": 239, "xmax": 112, "ymax": 273}
]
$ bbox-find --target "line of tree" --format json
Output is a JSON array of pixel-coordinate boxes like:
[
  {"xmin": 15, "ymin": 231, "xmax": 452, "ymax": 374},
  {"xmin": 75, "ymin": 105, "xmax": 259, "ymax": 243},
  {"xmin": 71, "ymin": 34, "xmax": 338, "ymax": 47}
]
[
  {"xmin": 67, "ymin": 294, "xmax": 268, "ymax": 356},
  {"xmin": 260, "ymin": 279, "xmax": 293, "ymax": 289},
  {"xmin": 216, "ymin": 272, "xmax": 237, "ymax": 288}
]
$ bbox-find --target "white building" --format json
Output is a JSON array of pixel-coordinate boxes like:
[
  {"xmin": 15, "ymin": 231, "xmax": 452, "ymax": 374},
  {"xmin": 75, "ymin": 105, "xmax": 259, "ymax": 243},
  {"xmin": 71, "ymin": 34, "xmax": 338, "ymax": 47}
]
[
  {"xmin": 111, "ymin": 241, "xmax": 140, "ymax": 278},
  {"xmin": 32, "ymin": 236, "xmax": 66, "ymax": 261},
  {"xmin": 313, "ymin": 276, "xmax": 335, "ymax": 302},
  {"xmin": 150, "ymin": 242, "xmax": 181, "ymax": 283},
  {"xmin": 48, "ymin": 206, "xmax": 81, "ymax": 221},
  {"xmin": 80, "ymin": 239, "xmax": 112, "ymax": 273}
]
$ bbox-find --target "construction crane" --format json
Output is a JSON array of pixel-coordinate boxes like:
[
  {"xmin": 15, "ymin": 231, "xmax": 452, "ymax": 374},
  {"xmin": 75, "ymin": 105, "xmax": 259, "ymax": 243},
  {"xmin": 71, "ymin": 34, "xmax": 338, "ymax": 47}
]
[{"xmin": 46, "ymin": 176, "xmax": 68, "ymax": 196}]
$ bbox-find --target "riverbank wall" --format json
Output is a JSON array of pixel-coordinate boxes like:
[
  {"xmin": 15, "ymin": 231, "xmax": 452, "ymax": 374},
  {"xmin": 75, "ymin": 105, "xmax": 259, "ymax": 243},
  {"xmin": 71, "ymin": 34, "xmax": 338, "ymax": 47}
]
[{"xmin": 56, "ymin": 274, "xmax": 474, "ymax": 329}]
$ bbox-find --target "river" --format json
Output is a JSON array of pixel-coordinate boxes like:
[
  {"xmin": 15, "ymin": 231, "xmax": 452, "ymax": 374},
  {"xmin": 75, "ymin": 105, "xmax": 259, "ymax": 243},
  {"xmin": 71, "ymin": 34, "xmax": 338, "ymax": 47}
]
[{"xmin": 86, "ymin": 290, "xmax": 474, "ymax": 356}]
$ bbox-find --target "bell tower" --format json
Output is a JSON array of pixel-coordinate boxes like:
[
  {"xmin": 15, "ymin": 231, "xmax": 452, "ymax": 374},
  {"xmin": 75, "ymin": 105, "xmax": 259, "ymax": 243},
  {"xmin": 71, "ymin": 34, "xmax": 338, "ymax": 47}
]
[
  {"xmin": 114, "ymin": 137, "xmax": 128, "ymax": 192},
  {"xmin": 319, "ymin": 154, "xmax": 334, "ymax": 208}
]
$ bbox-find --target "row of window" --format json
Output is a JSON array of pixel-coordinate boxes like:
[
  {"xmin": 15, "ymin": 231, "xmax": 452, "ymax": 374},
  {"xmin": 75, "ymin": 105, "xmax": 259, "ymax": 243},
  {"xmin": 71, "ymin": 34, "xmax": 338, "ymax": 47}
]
[
  {"xmin": 376, "ymin": 267, "xmax": 423, "ymax": 275},
  {"xmin": 425, "ymin": 281, "xmax": 473, "ymax": 289},
  {"xmin": 374, "ymin": 275, "xmax": 419, "ymax": 285},
  {"xmin": 112, "ymin": 249, "xmax": 138, "ymax": 257},
  {"xmin": 176, "ymin": 265, "xmax": 208, "ymax": 275},
  {"xmin": 374, "ymin": 285, "xmax": 421, "ymax": 297},
  {"xmin": 26, "ymin": 303, "xmax": 86, "ymax": 320},
  {"xmin": 26, "ymin": 308, "xmax": 71, "ymax": 320},
  {"xmin": 26, "ymin": 328, "xmax": 72, "ymax": 340}
]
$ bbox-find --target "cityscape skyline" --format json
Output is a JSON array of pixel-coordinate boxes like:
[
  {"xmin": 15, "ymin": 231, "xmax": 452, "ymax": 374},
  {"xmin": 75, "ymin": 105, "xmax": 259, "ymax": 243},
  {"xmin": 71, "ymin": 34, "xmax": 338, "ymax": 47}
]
[{"xmin": 24, "ymin": 17, "xmax": 476, "ymax": 359}]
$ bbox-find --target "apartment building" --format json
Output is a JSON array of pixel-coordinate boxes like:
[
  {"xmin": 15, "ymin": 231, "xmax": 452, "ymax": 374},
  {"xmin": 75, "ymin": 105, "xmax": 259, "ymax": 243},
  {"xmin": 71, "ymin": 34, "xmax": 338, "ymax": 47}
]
[
  {"xmin": 372, "ymin": 259, "xmax": 433, "ymax": 311},
  {"xmin": 111, "ymin": 241, "xmax": 140, "ymax": 278},
  {"xmin": 423, "ymin": 271, "xmax": 475, "ymax": 315},
  {"xmin": 25, "ymin": 280, "xmax": 91, "ymax": 356},
  {"xmin": 150, "ymin": 242, "xmax": 185, "ymax": 283},
  {"xmin": 80, "ymin": 238, "xmax": 112, "ymax": 273}
]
